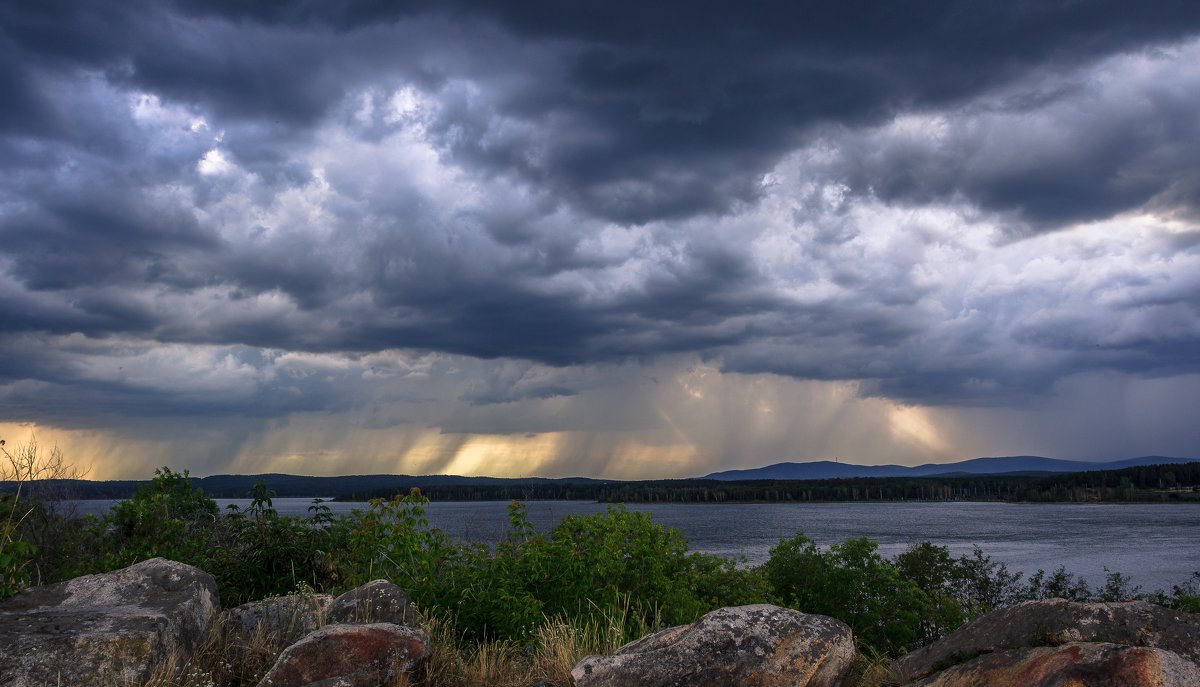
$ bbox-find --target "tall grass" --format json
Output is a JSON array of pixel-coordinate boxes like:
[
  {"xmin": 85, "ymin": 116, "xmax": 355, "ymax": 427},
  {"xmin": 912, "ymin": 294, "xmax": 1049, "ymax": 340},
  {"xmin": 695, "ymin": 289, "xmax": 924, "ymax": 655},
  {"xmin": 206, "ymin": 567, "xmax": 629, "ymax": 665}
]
[{"xmin": 130, "ymin": 596, "xmax": 642, "ymax": 687}]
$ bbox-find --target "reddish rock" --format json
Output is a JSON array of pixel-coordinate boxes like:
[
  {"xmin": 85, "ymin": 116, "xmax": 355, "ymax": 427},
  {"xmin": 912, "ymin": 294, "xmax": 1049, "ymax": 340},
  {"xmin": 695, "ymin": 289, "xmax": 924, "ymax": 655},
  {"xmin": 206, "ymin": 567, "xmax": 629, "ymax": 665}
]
[
  {"xmin": 894, "ymin": 599, "xmax": 1200, "ymax": 682},
  {"xmin": 572, "ymin": 604, "xmax": 855, "ymax": 687},
  {"xmin": 256, "ymin": 622, "xmax": 430, "ymax": 687},
  {"xmin": 912, "ymin": 642, "xmax": 1200, "ymax": 687}
]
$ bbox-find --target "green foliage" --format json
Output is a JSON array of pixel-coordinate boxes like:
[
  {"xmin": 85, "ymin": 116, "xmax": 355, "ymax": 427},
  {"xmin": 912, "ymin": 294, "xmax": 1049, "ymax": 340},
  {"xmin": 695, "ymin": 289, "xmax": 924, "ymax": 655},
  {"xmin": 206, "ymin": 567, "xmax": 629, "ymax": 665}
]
[
  {"xmin": 894, "ymin": 542, "xmax": 967, "ymax": 642},
  {"xmin": 951, "ymin": 546, "xmax": 1025, "ymax": 615},
  {"xmin": 207, "ymin": 508, "xmax": 337, "ymax": 605},
  {"xmin": 764, "ymin": 533, "xmax": 929, "ymax": 654},
  {"xmin": 1098, "ymin": 567, "xmax": 1142, "ymax": 602},
  {"xmin": 544, "ymin": 506, "xmax": 699, "ymax": 626},
  {"xmin": 105, "ymin": 467, "xmax": 219, "ymax": 567},
  {"xmin": 247, "ymin": 480, "xmax": 278, "ymax": 518},
  {"xmin": 1023, "ymin": 565, "xmax": 1093, "ymax": 602},
  {"xmin": 13, "ymin": 463, "xmax": 1196, "ymax": 663},
  {"xmin": 334, "ymin": 498, "xmax": 769, "ymax": 643},
  {"xmin": 1, "ymin": 438, "xmax": 83, "ymax": 597},
  {"xmin": 0, "ymin": 493, "xmax": 35, "ymax": 598},
  {"xmin": 344, "ymin": 488, "xmax": 455, "ymax": 588},
  {"xmin": 1164, "ymin": 572, "xmax": 1200, "ymax": 612}
]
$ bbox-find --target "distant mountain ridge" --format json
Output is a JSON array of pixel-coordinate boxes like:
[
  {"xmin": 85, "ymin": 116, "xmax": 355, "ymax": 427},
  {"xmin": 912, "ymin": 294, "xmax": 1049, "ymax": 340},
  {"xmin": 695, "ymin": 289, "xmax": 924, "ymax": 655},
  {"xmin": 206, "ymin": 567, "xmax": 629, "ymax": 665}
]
[{"xmin": 702, "ymin": 455, "xmax": 1199, "ymax": 481}]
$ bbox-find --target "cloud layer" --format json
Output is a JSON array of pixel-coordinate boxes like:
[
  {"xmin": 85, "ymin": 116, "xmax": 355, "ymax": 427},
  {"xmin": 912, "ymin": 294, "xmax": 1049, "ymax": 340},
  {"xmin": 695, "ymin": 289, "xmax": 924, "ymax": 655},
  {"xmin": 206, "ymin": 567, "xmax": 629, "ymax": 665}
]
[{"xmin": 2, "ymin": 1, "xmax": 1199, "ymax": 476}]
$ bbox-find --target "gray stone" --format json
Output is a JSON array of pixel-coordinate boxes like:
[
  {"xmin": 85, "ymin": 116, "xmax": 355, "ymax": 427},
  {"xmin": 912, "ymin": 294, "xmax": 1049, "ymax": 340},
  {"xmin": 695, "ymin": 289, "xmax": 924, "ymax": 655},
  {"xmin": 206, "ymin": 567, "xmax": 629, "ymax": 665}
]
[
  {"xmin": 226, "ymin": 592, "xmax": 333, "ymax": 639},
  {"xmin": 893, "ymin": 598, "xmax": 1200, "ymax": 682},
  {"xmin": 0, "ymin": 557, "xmax": 219, "ymax": 687},
  {"xmin": 572, "ymin": 604, "xmax": 855, "ymax": 687},
  {"xmin": 911, "ymin": 642, "xmax": 1200, "ymax": 687},
  {"xmin": 328, "ymin": 579, "xmax": 422, "ymax": 627},
  {"xmin": 255, "ymin": 622, "xmax": 431, "ymax": 687}
]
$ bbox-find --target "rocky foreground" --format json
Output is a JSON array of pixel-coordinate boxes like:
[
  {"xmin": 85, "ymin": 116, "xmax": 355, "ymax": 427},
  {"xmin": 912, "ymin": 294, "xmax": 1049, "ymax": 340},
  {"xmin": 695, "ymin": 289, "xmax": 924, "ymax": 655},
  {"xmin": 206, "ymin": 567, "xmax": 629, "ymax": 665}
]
[{"xmin": 1, "ymin": 558, "xmax": 1198, "ymax": 686}]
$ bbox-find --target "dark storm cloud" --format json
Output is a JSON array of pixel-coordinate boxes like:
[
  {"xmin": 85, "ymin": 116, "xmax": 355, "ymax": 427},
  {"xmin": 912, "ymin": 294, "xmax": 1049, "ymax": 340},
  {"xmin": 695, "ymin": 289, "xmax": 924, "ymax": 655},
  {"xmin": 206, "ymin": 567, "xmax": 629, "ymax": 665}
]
[
  {"xmin": 3, "ymin": 188, "xmax": 216, "ymax": 291},
  {"xmin": 805, "ymin": 55, "xmax": 1200, "ymax": 229},
  {"xmin": 6, "ymin": 1, "xmax": 1200, "ymax": 223},
  {"xmin": 2, "ymin": 0, "xmax": 1200, "ymax": 429}
]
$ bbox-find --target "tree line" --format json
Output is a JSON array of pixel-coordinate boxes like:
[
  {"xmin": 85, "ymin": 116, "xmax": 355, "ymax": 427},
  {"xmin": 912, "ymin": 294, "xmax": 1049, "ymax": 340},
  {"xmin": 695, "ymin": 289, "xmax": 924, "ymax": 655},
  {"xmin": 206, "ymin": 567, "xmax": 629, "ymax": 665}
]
[
  {"xmin": 5, "ymin": 460, "xmax": 1197, "ymax": 504},
  {"xmin": 339, "ymin": 461, "xmax": 1200, "ymax": 503}
]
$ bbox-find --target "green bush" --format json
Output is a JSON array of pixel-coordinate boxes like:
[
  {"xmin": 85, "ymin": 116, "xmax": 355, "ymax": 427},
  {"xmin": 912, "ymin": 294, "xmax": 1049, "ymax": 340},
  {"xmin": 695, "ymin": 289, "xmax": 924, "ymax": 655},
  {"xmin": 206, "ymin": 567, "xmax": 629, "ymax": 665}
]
[
  {"xmin": 207, "ymin": 505, "xmax": 342, "ymax": 606},
  {"xmin": 0, "ymin": 493, "xmax": 35, "ymax": 598},
  {"xmin": 9, "ymin": 463, "xmax": 1186, "ymax": 662},
  {"xmin": 1023, "ymin": 565, "xmax": 1093, "ymax": 602},
  {"xmin": 330, "ymin": 498, "xmax": 770, "ymax": 643},
  {"xmin": 105, "ymin": 467, "xmax": 219, "ymax": 568},
  {"xmin": 894, "ymin": 542, "xmax": 967, "ymax": 644},
  {"xmin": 764, "ymin": 533, "xmax": 929, "ymax": 654}
]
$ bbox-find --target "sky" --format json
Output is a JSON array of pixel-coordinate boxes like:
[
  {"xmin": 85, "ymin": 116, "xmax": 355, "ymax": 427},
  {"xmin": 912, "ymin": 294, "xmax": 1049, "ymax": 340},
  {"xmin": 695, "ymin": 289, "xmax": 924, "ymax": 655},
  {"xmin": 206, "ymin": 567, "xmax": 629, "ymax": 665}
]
[{"xmin": 2, "ymin": 1, "xmax": 1200, "ymax": 480}]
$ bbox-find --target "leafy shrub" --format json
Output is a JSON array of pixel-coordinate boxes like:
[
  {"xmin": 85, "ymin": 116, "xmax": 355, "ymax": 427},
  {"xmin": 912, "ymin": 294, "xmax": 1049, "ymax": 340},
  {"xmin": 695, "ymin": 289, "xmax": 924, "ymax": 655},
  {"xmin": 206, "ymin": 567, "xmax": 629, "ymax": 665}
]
[
  {"xmin": 0, "ymin": 493, "xmax": 34, "ymax": 598},
  {"xmin": 951, "ymin": 545, "xmax": 1025, "ymax": 614},
  {"xmin": 765, "ymin": 533, "xmax": 929, "ymax": 654},
  {"xmin": 207, "ymin": 507, "xmax": 340, "ymax": 606},
  {"xmin": 1023, "ymin": 565, "xmax": 1093, "ymax": 602},
  {"xmin": 894, "ymin": 542, "xmax": 967, "ymax": 643},
  {"xmin": 105, "ymin": 467, "xmax": 220, "ymax": 568}
]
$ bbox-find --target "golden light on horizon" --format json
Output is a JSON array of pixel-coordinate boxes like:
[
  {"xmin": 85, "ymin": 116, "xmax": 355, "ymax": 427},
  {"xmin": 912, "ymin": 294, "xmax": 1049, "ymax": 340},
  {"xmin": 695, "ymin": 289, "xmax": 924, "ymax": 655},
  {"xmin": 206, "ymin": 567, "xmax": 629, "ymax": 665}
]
[
  {"xmin": 887, "ymin": 404, "xmax": 951, "ymax": 458},
  {"xmin": 440, "ymin": 432, "xmax": 566, "ymax": 477}
]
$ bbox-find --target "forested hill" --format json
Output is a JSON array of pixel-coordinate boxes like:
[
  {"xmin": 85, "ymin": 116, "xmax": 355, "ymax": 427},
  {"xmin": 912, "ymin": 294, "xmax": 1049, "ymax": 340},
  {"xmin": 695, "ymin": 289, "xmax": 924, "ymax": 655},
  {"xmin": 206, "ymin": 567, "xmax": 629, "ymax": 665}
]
[
  {"xmin": 6, "ymin": 461, "xmax": 1198, "ymax": 503},
  {"xmin": 584, "ymin": 460, "xmax": 1200, "ymax": 504},
  {"xmin": 703, "ymin": 455, "xmax": 1197, "ymax": 480},
  {"xmin": 2, "ymin": 473, "xmax": 611, "ymax": 500},
  {"xmin": 330, "ymin": 460, "xmax": 1200, "ymax": 502}
]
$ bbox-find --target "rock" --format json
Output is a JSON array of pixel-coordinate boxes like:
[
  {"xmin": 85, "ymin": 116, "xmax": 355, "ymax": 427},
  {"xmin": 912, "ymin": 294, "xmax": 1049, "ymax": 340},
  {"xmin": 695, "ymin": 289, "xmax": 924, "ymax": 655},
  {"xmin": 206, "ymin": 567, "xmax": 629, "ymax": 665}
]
[
  {"xmin": 910, "ymin": 642, "xmax": 1200, "ymax": 687},
  {"xmin": 328, "ymin": 579, "xmax": 422, "ymax": 627},
  {"xmin": 256, "ymin": 622, "xmax": 431, "ymax": 687},
  {"xmin": 572, "ymin": 604, "xmax": 855, "ymax": 687},
  {"xmin": 893, "ymin": 599, "xmax": 1200, "ymax": 682},
  {"xmin": 225, "ymin": 579, "xmax": 419, "ymax": 643},
  {"xmin": 0, "ymin": 557, "xmax": 219, "ymax": 687},
  {"xmin": 227, "ymin": 592, "xmax": 334, "ymax": 639}
]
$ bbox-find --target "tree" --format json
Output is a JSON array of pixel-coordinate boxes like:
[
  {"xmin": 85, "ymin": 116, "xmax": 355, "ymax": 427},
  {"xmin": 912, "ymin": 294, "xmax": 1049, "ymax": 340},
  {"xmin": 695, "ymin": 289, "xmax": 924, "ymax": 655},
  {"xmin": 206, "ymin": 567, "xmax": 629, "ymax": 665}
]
[
  {"xmin": 0, "ymin": 437, "xmax": 82, "ymax": 596},
  {"xmin": 106, "ymin": 466, "xmax": 218, "ymax": 566}
]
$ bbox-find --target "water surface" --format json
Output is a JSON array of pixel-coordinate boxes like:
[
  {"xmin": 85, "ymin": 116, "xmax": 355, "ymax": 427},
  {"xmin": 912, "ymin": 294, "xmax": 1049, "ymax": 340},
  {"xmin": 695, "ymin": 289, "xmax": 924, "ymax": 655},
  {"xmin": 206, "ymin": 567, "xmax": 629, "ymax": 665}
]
[{"xmin": 72, "ymin": 499, "xmax": 1200, "ymax": 592}]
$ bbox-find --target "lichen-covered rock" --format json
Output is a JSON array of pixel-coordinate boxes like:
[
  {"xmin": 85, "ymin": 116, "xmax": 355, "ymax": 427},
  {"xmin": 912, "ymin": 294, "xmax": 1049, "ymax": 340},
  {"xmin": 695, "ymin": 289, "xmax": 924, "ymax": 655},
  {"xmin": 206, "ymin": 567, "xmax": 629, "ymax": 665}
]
[
  {"xmin": 0, "ymin": 557, "xmax": 219, "ymax": 687},
  {"xmin": 256, "ymin": 622, "xmax": 431, "ymax": 687},
  {"xmin": 572, "ymin": 604, "xmax": 855, "ymax": 687},
  {"xmin": 894, "ymin": 599, "xmax": 1200, "ymax": 682},
  {"xmin": 328, "ymin": 579, "xmax": 422, "ymax": 627},
  {"xmin": 225, "ymin": 579, "xmax": 419, "ymax": 644},
  {"xmin": 227, "ymin": 592, "xmax": 334, "ymax": 638},
  {"xmin": 911, "ymin": 642, "xmax": 1200, "ymax": 687}
]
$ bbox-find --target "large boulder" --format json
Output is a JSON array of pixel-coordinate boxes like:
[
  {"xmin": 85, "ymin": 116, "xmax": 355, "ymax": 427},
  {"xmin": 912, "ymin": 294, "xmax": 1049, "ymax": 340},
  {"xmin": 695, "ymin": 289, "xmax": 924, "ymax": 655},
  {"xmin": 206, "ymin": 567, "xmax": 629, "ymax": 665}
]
[
  {"xmin": 894, "ymin": 599, "xmax": 1200, "ymax": 682},
  {"xmin": 0, "ymin": 557, "xmax": 219, "ymax": 687},
  {"xmin": 910, "ymin": 642, "xmax": 1200, "ymax": 687},
  {"xmin": 328, "ymin": 579, "xmax": 422, "ymax": 627},
  {"xmin": 226, "ymin": 592, "xmax": 334, "ymax": 639},
  {"xmin": 255, "ymin": 622, "xmax": 431, "ymax": 687},
  {"xmin": 572, "ymin": 604, "xmax": 855, "ymax": 687},
  {"xmin": 224, "ymin": 579, "xmax": 420, "ymax": 642}
]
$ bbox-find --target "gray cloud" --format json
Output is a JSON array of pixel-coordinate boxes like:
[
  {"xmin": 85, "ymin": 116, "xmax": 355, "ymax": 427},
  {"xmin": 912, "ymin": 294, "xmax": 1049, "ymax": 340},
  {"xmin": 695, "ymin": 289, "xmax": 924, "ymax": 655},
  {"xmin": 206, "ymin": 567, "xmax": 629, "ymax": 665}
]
[
  {"xmin": 800, "ymin": 43, "xmax": 1200, "ymax": 230},
  {"xmin": 1, "ymin": 1, "xmax": 1199, "ymax": 475}
]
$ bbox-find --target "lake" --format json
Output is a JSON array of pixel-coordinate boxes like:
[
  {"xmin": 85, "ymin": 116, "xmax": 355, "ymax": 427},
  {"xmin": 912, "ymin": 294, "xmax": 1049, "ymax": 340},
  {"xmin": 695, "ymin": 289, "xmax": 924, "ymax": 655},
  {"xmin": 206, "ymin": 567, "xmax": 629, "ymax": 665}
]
[{"xmin": 71, "ymin": 499, "xmax": 1200, "ymax": 593}]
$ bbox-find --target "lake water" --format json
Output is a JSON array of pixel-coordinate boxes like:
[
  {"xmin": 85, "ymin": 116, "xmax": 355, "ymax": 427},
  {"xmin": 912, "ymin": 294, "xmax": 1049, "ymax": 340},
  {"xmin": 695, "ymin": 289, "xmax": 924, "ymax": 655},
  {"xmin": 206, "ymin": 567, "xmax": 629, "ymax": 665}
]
[{"xmin": 72, "ymin": 499, "xmax": 1200, "ymax": 593}]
